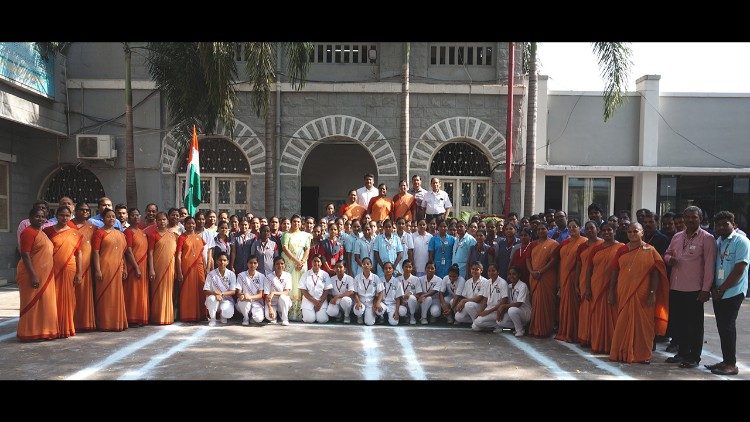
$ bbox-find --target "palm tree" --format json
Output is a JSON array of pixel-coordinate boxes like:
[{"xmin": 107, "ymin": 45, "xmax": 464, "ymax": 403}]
[
  {"xmin": 146, "ymin": 42, "xmax": 312, "ymax": 217},
  {"xmin": 400, "ymin": 43, "xmax": 410, "ymax": 181},
  {"xmin": 523, "ymin": 42, "xmax": 632, "ymax": 216}
]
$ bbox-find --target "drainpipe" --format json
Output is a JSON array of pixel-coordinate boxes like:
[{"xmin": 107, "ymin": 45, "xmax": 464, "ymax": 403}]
[
  {"xmin": 275, "ymin": 46, "xmax": 282, "ymax": 216},
  {"xmin": 504, "ymin": 42, "xmax": 514, "ymax": 216}
]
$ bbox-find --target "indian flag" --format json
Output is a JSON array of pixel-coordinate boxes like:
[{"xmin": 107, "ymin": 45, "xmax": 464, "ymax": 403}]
[{"xmin": 183, "ymin": 125, "xmax": 202, "ymax": 216}]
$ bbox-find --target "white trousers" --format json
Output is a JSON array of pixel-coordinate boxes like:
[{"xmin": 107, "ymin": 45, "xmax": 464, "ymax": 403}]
[
  {"xmin": 497, "ymin": 306, "xmax": 531, "ymax": 332},
  {"xmin": 326, "ymin": 296, "xmax": 353, "ymax": 318},
  {"xmin": 472, "ymin": 312, "xmax": 499, "ymax": 330},
  {"xmin": 301, "ymin": 297, "xmax": 330, "ymax": 323},
  {"xmin": 382, "ymin": 303, "xmax": 408, "ymax": 325},
  {"xmin": 454, "ymin": 301, "xmax": 481, "ymax": 323},
  {"xmin": 353, "ymin": 302, "xmax": 386, "ymax": 326},
  {"xmin": 266, "ymin": 295, "xmax": 292, "ymax": 323},
  {"xmin": 415, "ymin": 296, "xmax": 442, "ymax": 320},
  {"xmin": 205, "ymin": 296, "xmax": 235, "ymax": 320},
  {"xmin": 235, "ymin": 300, "xmax": 265, "ymax": 323}
]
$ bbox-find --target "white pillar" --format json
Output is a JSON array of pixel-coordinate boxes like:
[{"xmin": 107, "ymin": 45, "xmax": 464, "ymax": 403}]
[
  {"xmin": 634, "ymin": 172, "xmax": 658, "ymax": 213},
  {"xmin": 637, "ymin": 75, "xmax": 661, "ymax": 167}
]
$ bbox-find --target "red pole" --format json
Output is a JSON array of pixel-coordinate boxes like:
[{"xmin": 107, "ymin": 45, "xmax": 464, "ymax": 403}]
[{"xmin": 504, "ymin": 42, "xmax": 515, "ymax": 216}]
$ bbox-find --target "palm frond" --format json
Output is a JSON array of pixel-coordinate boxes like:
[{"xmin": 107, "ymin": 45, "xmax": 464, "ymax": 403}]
[
  {"xmin": 243, "ymin": 42, "xmax": 275, "ymax": 118},
  {"xmin": 592, "ymin": 42, "xmax": 632, "ymax": 122},
  {"xmin": 284, "ymin": 42, "xmax": 314, "ymax": 90},
  {"xmin": 34, "ymin": 42, "xmax": 70, "ymax": 60}
]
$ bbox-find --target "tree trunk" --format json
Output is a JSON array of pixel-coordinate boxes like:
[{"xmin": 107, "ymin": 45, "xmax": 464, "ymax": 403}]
[
  {"xmin": 524, "ymin": 43, "xmax": 537, "ymax": 217},
  {"xmin": 124, "ymin": 44, "xmax": 138, "ymax": 208},
  {"xmin": 399, "ymin": 42, "xmax": 410, "ymax": 181},
  {"xmin": 264, "ymin": 94, "xmax": 275, "ymax": 218}
]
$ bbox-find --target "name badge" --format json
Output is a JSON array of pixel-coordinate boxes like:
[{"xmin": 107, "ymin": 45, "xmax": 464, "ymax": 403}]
[
  {"xmin": 718, "ymin": 268, "xmax": 725, "ymax": 280},
  {"xmin": 441, "ymin": 257, "xmax": 446, "ymax": 265},
  {"xmin": 689, "ymin": 245, "xmax": 696, "ymax": 250}
]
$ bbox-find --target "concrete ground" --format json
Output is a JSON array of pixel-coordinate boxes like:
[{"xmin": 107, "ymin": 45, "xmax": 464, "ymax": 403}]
[{"xmin": 1, "ymin": 284, "xmax": 749, "ymax": 380}]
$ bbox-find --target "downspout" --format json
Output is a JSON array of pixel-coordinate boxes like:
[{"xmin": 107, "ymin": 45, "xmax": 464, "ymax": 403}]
[
  {"xmin": 275, "ymin": 46, "xmax": 282, "ymax": 216},
  {"xmin": 504, "ymin": 42, "xmax": 514, "ymax": 215}
]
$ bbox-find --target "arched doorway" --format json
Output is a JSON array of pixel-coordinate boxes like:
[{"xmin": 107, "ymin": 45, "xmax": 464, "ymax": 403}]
[
  {"xmin": 40, "ymin": 164, "xmax": 105, "ymax": 213},
  {"xmin": 300, "ymin": 141, "xmax": 377, "ymax": 218},
  {"xmin": 175, "ymin": 137, "xmax": 251, "ymax": 218},
  {"xmin": 430, "ymin": 141, "xmax": 492, "ymax": 215}
]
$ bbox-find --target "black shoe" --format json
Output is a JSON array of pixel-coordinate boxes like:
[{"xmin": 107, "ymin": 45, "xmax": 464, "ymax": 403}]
[
  {"xmin": 665, "ymin": 343, "xmax": 679, "ymax": 353},
  {"xmin": 679, "ymin": 361, "xmax": 699, "ymax": 369},
  {"xmin": 704, "ymin": 362, "xmax": 724, "ymax": 370},
  {"xmin": 711, "ymin": 365, "xmax": 739, "ymax": 376},
  {"xmin": 665, "ymin": 355, "xmax": 686, "ymax": 364}
]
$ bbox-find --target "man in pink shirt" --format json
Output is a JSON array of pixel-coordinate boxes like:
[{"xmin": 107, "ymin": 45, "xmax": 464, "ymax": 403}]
[{"xmin": 663, "ymin": 206, "xmax": 717, "ymax": 368}]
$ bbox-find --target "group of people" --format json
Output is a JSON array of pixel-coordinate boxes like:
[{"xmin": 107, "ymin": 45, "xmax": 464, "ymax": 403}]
[{"xmin": 14, "ymin": 174, "xmax": 748, "ymax": 376}]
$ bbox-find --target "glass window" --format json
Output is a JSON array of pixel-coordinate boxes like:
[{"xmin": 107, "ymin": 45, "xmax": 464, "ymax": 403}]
[
  {"xmin": 449, "ymin": 46, "xmax": 455, "ymax": 64},
  {"xmin": 443, "ymin": 182, "xmax": 455, "ymax": 207},
  {"xmin": 457, "ymin": 46, "xmax": 464, "ymax": 65},
  {"xmin": 467, "ymin": 47, "xmax": 474, "ymax": 65},
  {"xmin": 218, "ymin": 180, "xmax": 231, "ymax": 205},
  {"xmin": 461, "ymin": 182, "xmax": 471, "ymax": 207},
  {"xmin": 335, "ymin": 44, "xmax": 342, "ymax": 63},
  {"xmin": 439, "ymin": 46, "xmax": 446, "ymax": 64},
  {"xmin": 567, "ymin": 177, "xmax": 611, "ymax": 223},
  {"xmin": 476, "ymin": 182, "xmax": 487, "ymax": 208},
  {"xmin": 235, "ymin": 181, "xmax": 248, "ymax": 204},
  {"xmin": 326, "ymin": 44, "xmax": 332, "ymax": 63},
  {"xmin": 486, "ymin": 47, "xmax": 493, "ymax": 65},
  {"xmin": 343, "ymin": 45, "xmax": 350, "ymax": 63},
  {"xmin": 430, "ymin": 46, "xmax": 437, "ymax": 65},
  {"xmin": 178, "ymin": 137, "xmax": 250, "ymax": 174},
  {"xmin": 430, "ymin": 142, "xmax": 490, "ymax": 177}
]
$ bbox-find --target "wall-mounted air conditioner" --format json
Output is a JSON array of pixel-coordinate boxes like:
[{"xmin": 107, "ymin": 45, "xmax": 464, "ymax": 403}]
[{"xmin": 76, "ymin": 134, "xmax": 117, "ymax": 160}]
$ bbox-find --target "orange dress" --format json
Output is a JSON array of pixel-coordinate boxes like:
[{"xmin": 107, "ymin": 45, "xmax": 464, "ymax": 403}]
[
  {"xmin": 527, "ymin": 238, "xmax": 559, "ymax": 338},
  {"xmin": 93, "ymin": 229, "xmax": 128, "ymax": 331},
  {"xmin": 149, "ymin": 230, "xmax": 177, "ymax": 325},
  {"xmin": 367, "ymin": 196, "xmax": 393, "ymax": 222},
  {"xmin": 124, "ymin": 227, "xmax": 149, "ymax": 326},
  {"xmin": 391, "ymin": 193, "xmax": 415, "ymax": 222},
  {"xmin": 609, "ymin": 244, "xmax": 669, "ymax": 363},
  {"xmin": 342, "ymin": 203, "xmax": 366, "ymax": 221},
  {"xmin": 555, "ymin": 236, "xmax": 587, "ymax": 343},
  {"xmin": 74, "ymin": 222, "xmax": 96, "ymax": 331},
  {"xmin": 588, "ymin": 242, "xmax": 621, "ymax": 354},
  {"xmin": 43, "ymin": 225, "xmax": 81, "ymax": 338},
  {"xmin": 177, "ymin": 233, "xmax": 207, "ymax": 322},
  {"xmin": 576, "ymin": 238, "xmax": 603, "ymax": 346},
  {"xmin": 17, "ymin": 228, "xmax": 59, "ymax": 341}
]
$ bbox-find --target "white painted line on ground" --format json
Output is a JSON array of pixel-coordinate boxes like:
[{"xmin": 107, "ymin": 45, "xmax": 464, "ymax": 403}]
[
  {"xmin": 704, "ymin": 313, "xmax": 715, "ymax": 318},
  {"xmin": 0, "ymin": 317, "xmax": 18, "ymax": 328},
  {"xmin": 286, "ymin": 322, "xmax": 474, "ymax": 331},
  {"xmin": 119, "ymin": 326, "xmax": 209, "ymax": 380},
  {"xmin": 501, "ymin": 335, "xmax": 577, "ymax": 380},
  {"xmin": 0, "ymin": 332, "xmax": 17, "ymax": 342},
  {"xmin": 361, "ymin": 326, "xmax": 382, "ymax": 380},
  {"xmin": 66, "ymin": 323, "xmax": 183, "ymax": 380},
  {"xmin": 395, "ymin": 328, "xmax": 427, "ymax": 380},
  {"xmin": 556, "ymin": 340, "xmax": 635, "ymax": 380},
  {"xmin": 700, "ymin": 349, "xmax": 750, "ymax": 375}
]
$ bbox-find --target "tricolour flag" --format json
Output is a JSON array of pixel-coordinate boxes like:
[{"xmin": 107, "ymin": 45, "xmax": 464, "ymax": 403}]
[{"xmin": 183, "ymin": 125, "xmax": 202, "ymax": 216}]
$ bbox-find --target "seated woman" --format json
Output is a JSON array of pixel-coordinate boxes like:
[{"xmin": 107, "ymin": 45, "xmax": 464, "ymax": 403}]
[
  {"xmin": 326, "ymin": 260, "xmax": 355, "ymax": 323},
  {"xmin": 203, "ymin": 252, "xmax": 236, "ymax": 327},
  {"xmin": 472, "ymin": 263, "xmax": 509, "ymax": 331},
  {"xmin": 495, "ymin": 266, "xmax": 532, "ymax": 337},
  {"xmin": 264, "ymin": 256, "xmax": 293, "ymax": 325},
  {"xmin": 439, "ymin": 264, "xmax": 465, "ymax": 324},
  {"xmin": 379, "ymin": 261, "xmax": 405, "ymax": 325},
  {"xmin": 299, "ymin": 255, "xmax": 333, "ymax": 323},
  {"xmin": 399, "ymin": 260, "xmax": 421, "ymax": 325},
  {"xmin": 415, "ymin": 261, "xmax": 443, "ymax": 324},
  {"xmin": 352, "ymin": 257, "xmax": 384, "ymax": 326},
  {"xmin": 235, "ymin": 256, "xmax": 267, "ymax": 325},
  {"xmin": 454, "ymin": 261, "xmax": 489, "ymax": 324}
]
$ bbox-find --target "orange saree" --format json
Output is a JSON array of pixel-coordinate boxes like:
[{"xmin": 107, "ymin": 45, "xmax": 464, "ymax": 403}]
[
  {"xmin": 576, "ymin": 238, "xmax": 603, "ymax": 346},
  {"xmin": 74, "ymin": 222, "xmax": 96, "ymax": 331},
  {"xmin": 609, "ymin": 245, "xmax": 669, "ymax": 363},
  {"xmin": 528, "ymin": 238, "xmax": 559, "ymax": 338},
  {"xmin": 124, "ymin": 227, "xmax": 149, "ymax": 325},
  {"xmin": 391, "ymin": 193, "xmax": 415, "ymax": 222},
  {"xmin": 343, "ymin": 203, "xmax": 366, "ymax": 221},
  {"xmin": 177, "ymin": 233, "xmax": 207, "ymax": 322},
  {"xmin": 149, "ymin": 230, "xmax": 177, "ymax": 325},
  {"xmin": 589, "ymin": 242, "xmax": 621, "ymax": 354},
  {"xmin": 555, "ymin": 236, "xmax": 587, "ymax": 342},
  {"xmin": 93, "ymin": 229, "xmax": 128, "ymax": 331},
  {"xmin": 44, "ymin": 226, "xmax": 81, "ymax": 338},
  {"xmin": 17, "ymin": 228, "xmax": 59, "ymax": 341}
]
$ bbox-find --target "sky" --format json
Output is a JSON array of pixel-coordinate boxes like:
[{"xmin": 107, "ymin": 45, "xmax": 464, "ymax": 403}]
[{"xmin": 536, "ymin": 43, "xmax": 750, "ymax": 93}]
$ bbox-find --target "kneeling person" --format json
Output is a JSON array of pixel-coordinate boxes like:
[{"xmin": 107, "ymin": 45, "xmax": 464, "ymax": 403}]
[
  {"xmin": 454, "ymin": 261, "xmax": 489, "ymax": 324},
  {"xmin": 496, "ymin": 266, "xmax": 532, "ymax": 336},
  {"xmin": 353, "ymin": 257, "xmax": 384, "ymax": 325},
  {"xmin": 236, "ymin": 256, "xmax": 266, "ymax": 325},
  {"xmin": 472, "ymin": 263, "xmax": 508, "ymax": 330},
  {"xmin": 300, "ymin": 255, "xmax": 333, "ymax": 323},
  {"xmin": 204, "ymin": 252, "xmax": 236, "ymax": 326},
  {"xmin": 399, "ymin": 260, "xmax": 421, "ymax": 324},
  {"xmin": 380, "ymin": 261, "xmax": 406, "ymax": 325},
  {"xmin": 327, "ymin": 260, "xmax": 355, "ymax": 323},
  {"xmin": 265, "ymin": 256, "xmax": 292, "ymax": 325}
]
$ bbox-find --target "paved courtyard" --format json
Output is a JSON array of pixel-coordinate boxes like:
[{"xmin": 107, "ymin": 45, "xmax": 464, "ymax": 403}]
[{"xmin": 1, "ymin": 285, "xmax": 748, "ymax": 380}]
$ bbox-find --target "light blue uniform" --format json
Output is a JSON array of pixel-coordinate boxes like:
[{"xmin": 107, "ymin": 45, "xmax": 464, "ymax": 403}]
[
  {"xmin": 452, "ymin": 233, "xmax": 477, "ymax": 277},
  {"xmin": 715, "ymin": 231, "xmax": 750, "ymax": 298},
  {"xmin": 343, "ymin": 231, "xmax": 363, "ymax": 275},
  {"xmin": 355, "ymin": 236, "xmax": 376, "ymax": 277},
  {"xmin": 428, "ymin": 234, "xmax": 455, "ymax": 277},
  {"xmin": 373, "ymin": 233, "xmax": 404, "ymax": 278}
]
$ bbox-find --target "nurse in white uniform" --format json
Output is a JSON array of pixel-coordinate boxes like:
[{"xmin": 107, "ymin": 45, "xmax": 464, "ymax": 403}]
[
  {"xmin": 204, "ymin": 252, "xmax": 236, "ymax": 326},
  {"xmin": 327, "ymin": 259, "xmax": 355, "ymax": 323},
  {"xmin": 472, "ymin": 263, "xmax": 509, "ymax": 330},
  {"xmin": 235, "ymin": 255, "xmax": 267, "ymax": 325},
  {"xmin": 416, "ymin": 261, "xmax": 443, "ymax": 324},
  {"xmin": 495, "ymin": 266, "xmax": 532, "ymax": 336},
  {"xmin": 380, "ymin": 262, "xmax": 406, "ymax": 325},
  {"xmin": 454, "ymin": 261, "xmax": 489, "ymax": 324},
  {"xmin": 264, "ymin": 256, "xmax": 293, "ymax": 325},
  {"xmin": 299, "ymin": 255, "xmax": 333, "ymax": 323},
  {"xmin": 399, "ymin": 260, "xmax": 421, "ymax": 324},
  {"xmin": 352, "ymin": 257, "xmax": 384, "ymax": 326}
]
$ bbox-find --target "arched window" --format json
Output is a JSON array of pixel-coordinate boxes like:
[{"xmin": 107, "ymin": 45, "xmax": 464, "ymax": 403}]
[
  {"xmin": 430, "ymin": 142, "xmax": 491, "ymax": 215},
  {"xmin": 176, "ymin": 137, "xmax": 251, "ymax": 217},
  {"xmin": 41, "ymin": 165, "xmax": 105, "ymax": 211}
]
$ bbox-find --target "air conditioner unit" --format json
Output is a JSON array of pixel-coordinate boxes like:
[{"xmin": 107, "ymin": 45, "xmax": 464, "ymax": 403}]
[{"xmin": 76, "ymin": 135, "xmax": 117, "ymax": 160}]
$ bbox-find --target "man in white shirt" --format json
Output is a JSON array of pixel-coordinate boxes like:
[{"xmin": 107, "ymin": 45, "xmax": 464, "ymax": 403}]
[
  {"xmin": 356, "ymin": 173, "xmax": 379, "ymax": 207},
  {"xmin": 408, "ymin": 174, "xmax": 428, "ymax": 222},
  {"xmin": 424, "ymin": 177, "xmax": 452, "ymax": 222}
]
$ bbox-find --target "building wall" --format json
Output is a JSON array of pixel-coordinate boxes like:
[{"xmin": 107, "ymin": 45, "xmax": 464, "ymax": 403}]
[{"xmin": 658, "ymin": 94, "xmax": 750, "ymax": 167}]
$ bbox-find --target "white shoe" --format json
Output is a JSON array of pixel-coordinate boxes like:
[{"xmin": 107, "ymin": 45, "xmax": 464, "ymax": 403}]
[
  {"xmin": 220, "ymin": 317, "xmax": 227, "ymax": 324},
  {"xmin": 242, "ymin": 318, "xmax": 249, "ymax": 326},
  {"xmin": 208, "ymin": 320, "xmax": 217, "ymax": 327},
  {"xmin": 409, "ymin": 317, "xmax": 417, "ymax": 325},
  {"xmin": 281, "ymin": 320, "xmax": 289, "ymax": 326},
  {"xmin": 515, "ymin": 330, "xmax": 525, "ymax": 337},
  {"xmin": 493, "ymin": 327, "xmax": 503, "ymax": 334},
  {"xmin": 343, "ymin": 317, "xmax": 351, "ymax": 324},
  {"xmin": 421, "ymin": 318, "xmax": 429, "ymax": 325},
  {"xmin": 357, "ymin": 316, "xmax": 364, "ymax": 324}
]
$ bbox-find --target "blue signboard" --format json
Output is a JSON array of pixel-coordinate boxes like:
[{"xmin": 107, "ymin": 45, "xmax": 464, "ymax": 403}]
[{"xmin": 0, "ymin": 42, "xmax": 54, "ymax": 98}]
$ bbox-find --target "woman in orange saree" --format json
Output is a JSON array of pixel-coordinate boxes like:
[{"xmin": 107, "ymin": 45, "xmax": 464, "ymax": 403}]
[
  {"xmin": 575, "ymin": 221, "xmax": 603, "ymax": 347},
  {"xmin": 43, "ymin": 205, "xmax": 82, "ymax": 338},
  {"xmin": 176, "ymin": 216, "xmax": 207, "ymax": 322},
  {"xmin": 92, "ymin": 209, "xmax": 128, "ymax": 331},
  {"xmin": 586, "ymin": 223, "xmax": 621, "ymax": 354},
  {"xmin": 72, "ymin": 202, "xmax": 96, "ymax": 331},
  {"xmin": 608, "ymin": 223, "xmax": 669, "ymax": 364},
  {"xmin": 17, "ymin": 207, "xmax": 59, "ymax": 341},
  {"xmin": 124, "ymin": 208, "xmax": 149, "ymax": 326},
  {"xmin": 526, "ymin": 223, "xmax": 560, "ymax": 338},
  {"xmin": 555, "ymin": 219, "xmax": 587, "ymax": 343},
  {"xmin": 147, "ymin": 212, "xmax": 178, "ymax": 325}
]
